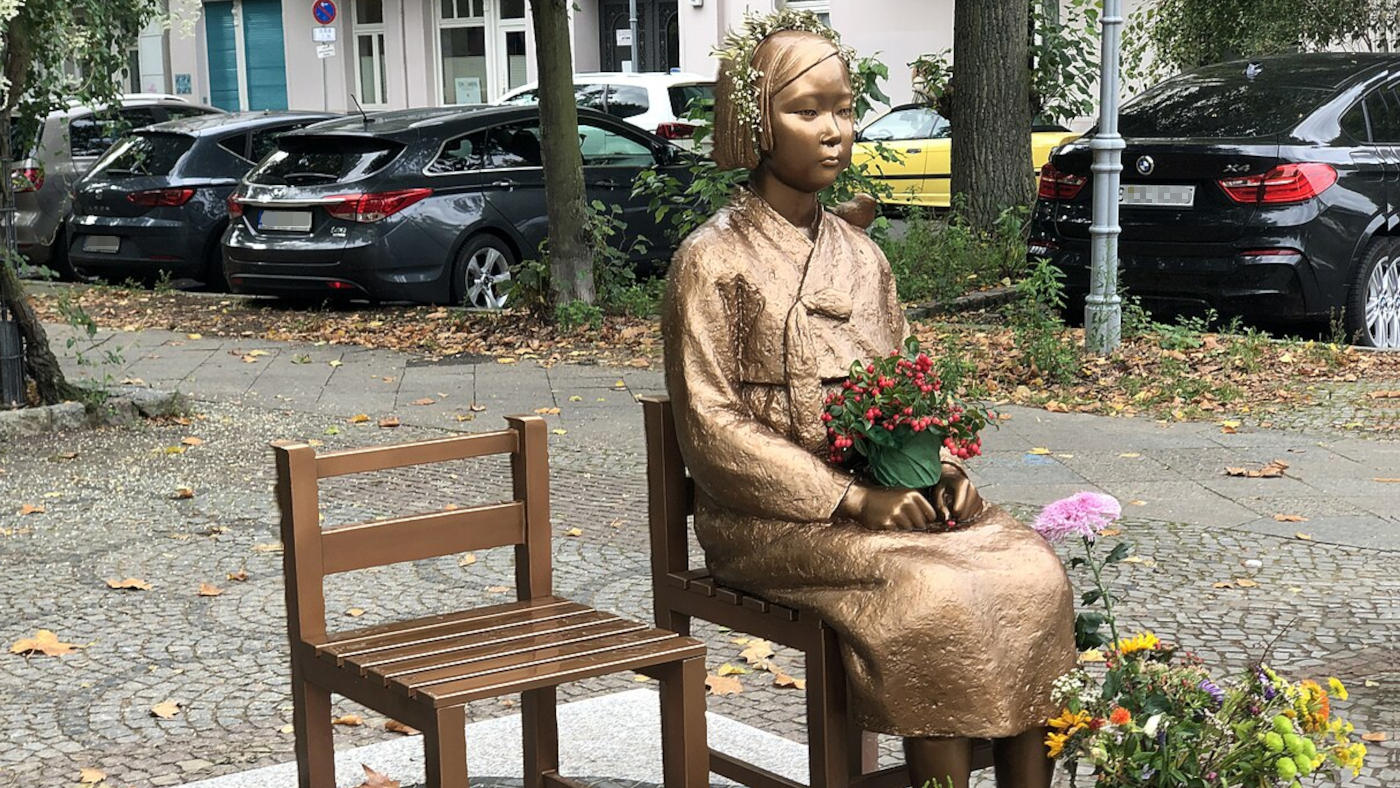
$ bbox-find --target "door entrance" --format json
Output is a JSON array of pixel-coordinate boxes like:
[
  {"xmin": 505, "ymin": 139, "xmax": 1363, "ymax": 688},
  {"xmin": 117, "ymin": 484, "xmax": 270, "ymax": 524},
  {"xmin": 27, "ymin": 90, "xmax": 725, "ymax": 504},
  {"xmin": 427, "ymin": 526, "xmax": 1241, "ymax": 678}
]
[
  {"xmin": 203, "ymin": 0, "xmax": 288, "ymax": 110},
  {"xmin": 599, "ymin": 0, "xmax": 679, "ymax": 73}
]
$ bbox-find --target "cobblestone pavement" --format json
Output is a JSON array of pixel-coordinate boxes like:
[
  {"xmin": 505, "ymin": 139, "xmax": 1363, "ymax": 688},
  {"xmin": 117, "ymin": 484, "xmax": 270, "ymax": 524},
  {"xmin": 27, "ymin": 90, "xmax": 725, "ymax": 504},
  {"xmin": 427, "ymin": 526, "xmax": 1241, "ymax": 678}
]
[{"xmin": 0, "ymin": 326, "xmax": 1394, "ymax": 787}]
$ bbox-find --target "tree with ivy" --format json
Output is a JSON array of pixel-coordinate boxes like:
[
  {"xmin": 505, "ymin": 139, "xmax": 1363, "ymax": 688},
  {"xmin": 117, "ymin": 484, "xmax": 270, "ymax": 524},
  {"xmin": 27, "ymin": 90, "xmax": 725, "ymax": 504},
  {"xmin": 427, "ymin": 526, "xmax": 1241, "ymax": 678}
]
[{"xmin": 2, "ymin": 0, "xmax": 168, "ymax": 405}]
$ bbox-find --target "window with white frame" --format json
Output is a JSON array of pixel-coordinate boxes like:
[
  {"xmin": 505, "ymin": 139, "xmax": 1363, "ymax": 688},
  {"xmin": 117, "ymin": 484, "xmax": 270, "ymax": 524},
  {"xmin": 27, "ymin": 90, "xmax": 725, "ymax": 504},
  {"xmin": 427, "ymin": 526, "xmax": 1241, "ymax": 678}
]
[
  {"xmin": 354, "ymin": 0, "xmax": 388, "ymax": 106},
  {"xmin": 783, "ymin": 0, "xmax": 831, "ymax": 26},
  {"xmin": 438, "ymin": 0, "xmax": 488, "ymax": 104}
]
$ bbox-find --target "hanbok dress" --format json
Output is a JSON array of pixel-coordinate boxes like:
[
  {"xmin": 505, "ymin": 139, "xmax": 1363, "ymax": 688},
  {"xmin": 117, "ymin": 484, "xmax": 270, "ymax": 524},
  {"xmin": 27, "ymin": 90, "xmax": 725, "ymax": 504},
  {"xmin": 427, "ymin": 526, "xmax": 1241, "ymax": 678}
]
[{"xmin": 662, "ymin": 188, "xmax": 1076, "ymax": 737}]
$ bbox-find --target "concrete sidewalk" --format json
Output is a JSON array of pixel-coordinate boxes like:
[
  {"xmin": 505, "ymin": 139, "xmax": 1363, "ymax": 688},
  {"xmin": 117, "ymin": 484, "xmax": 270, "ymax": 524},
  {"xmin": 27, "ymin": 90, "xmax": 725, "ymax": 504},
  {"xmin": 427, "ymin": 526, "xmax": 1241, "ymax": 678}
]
[{"xmin": 51, "ymin": 322, "xmax": 1400, "ymax": 552}]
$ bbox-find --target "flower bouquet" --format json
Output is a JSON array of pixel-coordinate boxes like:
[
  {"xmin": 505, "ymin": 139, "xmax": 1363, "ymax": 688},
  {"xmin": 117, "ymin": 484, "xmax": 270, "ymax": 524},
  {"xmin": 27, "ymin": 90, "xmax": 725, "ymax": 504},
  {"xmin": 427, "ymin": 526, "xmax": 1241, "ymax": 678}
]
[
  {"xmin": 822, "ymin": 337, "xmax": 991, "ymax": 505},
  {"xmin": 1033, "ymin": 493, "xmax": 1368, "ymax": 787}
]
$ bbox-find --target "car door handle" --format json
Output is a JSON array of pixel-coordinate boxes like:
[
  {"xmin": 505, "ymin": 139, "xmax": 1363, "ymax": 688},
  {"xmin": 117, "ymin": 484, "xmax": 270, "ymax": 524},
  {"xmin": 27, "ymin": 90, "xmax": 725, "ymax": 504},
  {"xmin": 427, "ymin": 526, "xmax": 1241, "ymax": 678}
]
[
  {"xmin": 491, "ymin": 179, "xmax": 515, "ymax": 189},
  {"xmin": 904, "ymin": 148, "xmax": 922, "ymax": 154}
]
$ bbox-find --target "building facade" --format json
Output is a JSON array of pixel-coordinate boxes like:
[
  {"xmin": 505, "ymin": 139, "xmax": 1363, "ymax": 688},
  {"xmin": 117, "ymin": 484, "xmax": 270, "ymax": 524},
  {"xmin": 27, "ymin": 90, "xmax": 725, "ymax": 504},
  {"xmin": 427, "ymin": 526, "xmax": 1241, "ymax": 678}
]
[{"xmin": 160, "ymin": 0, "xmax": 1137, "ymax": 116}]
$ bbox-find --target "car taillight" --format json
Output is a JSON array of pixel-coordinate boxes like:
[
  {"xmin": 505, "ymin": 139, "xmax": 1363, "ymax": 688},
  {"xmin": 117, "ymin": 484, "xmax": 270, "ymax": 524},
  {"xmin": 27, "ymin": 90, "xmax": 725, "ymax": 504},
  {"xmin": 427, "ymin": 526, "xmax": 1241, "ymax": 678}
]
[
  {"xmin": 325, "ymin": 188, "xmax": 433, "ymax": 223},
  {"xmin": 1037, "ymin": 162, "xmax": 1086, "ymax": 200},
  {"xmin": 127, "ymin": 187, "xmax": 196, "ymax": 207},
  {"xmin": 656, "ymin": 122, "xmax": 696, "ymax": 140},
  {"xmin": 1217, "ymin": 163, "xmax": 1337, "ymax": 205},
  {"xmin": 226, "ymin": 194, "xmax": 244, "ymax": 218},
  {"xmin": 10, "ymin": 167, "xmax": 44, "ymax": 193}
]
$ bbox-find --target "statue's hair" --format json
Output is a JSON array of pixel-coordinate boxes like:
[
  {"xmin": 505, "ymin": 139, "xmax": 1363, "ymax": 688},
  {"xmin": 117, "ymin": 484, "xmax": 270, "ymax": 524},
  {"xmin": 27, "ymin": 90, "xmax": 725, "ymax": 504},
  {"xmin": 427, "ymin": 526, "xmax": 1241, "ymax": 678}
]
[{"xmin": 711, "ymin": 16, "xmax": 851, "ymax": 171}]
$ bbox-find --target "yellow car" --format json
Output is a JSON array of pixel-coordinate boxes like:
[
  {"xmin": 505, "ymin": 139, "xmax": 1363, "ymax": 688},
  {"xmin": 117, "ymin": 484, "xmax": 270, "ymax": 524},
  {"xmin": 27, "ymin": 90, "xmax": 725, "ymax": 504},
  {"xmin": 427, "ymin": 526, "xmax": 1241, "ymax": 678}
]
[{"xmin": 852, "ymin": 104, "xmax": 1079, "ymax": 208}]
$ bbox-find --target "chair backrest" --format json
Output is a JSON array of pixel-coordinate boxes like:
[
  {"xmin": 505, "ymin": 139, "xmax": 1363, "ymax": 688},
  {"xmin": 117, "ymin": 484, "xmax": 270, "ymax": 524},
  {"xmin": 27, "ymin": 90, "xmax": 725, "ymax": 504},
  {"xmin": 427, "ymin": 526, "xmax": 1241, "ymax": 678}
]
[
  {"xmin": 272, "ymin": 415, "xmax": 550, "ymax": 646},
  {"xmin": 640, "ymin": 396, "xmax": 695, "ymax": 589}
]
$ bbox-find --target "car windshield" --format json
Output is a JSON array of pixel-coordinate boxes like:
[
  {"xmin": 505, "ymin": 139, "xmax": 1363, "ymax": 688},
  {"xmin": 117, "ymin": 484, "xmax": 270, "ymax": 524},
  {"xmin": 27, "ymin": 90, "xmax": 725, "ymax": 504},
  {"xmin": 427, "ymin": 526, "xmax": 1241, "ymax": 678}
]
[
  {"xmin": 669, "ymin": 84, "xmax": 715, "ymax": 118},
  {"xmin": 861, "ymin": 107, "xmax": 946, "ymax": 141},
  {"xmin": 1118, "ymin": 78, "xmax": 1332, "ymax": 138},
  {"xmin": 248, "ymin": 136, "xmax": 404, "ymax": 185},
  {"xmin": 88, "ymin": 132, "xmax": 195, "ymax": 177}
]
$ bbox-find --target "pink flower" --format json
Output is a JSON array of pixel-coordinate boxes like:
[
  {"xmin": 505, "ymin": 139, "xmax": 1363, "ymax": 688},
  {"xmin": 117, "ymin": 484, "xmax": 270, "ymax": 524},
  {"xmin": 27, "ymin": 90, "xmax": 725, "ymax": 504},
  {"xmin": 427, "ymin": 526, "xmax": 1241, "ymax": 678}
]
[{"xmin": 1032, "ymin": 492, "xmax": 1122, "ymax": 543}]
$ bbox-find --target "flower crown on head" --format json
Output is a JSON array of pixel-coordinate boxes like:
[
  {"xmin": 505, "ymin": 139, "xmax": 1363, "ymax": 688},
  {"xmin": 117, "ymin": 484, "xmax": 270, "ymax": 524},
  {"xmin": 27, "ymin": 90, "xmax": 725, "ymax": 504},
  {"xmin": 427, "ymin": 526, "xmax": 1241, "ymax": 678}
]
[{"xmin": 713, "ymin": 9, "xmax": 854, "ymax": 151}]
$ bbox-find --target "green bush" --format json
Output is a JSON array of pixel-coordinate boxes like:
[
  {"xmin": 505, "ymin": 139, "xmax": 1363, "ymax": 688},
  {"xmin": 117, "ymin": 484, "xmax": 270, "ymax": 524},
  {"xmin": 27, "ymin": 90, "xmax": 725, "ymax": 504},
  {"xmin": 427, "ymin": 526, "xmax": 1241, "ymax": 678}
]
[
  {"xmin": 1007, "ymin": 258, "xmax": 1079, "ymax": 384},
  {"xmin": 881, "ymin": 203, "xmax": 1029, "ymax": 306}
]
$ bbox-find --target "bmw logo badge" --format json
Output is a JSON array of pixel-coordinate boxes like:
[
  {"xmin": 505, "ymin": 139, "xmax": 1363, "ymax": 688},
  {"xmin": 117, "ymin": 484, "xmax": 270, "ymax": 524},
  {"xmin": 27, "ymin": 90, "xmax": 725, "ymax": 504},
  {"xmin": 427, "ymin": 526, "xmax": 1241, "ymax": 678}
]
[{"xmin": 1136, "ymin": 155, "xmax": 1155, "ymax": 176}]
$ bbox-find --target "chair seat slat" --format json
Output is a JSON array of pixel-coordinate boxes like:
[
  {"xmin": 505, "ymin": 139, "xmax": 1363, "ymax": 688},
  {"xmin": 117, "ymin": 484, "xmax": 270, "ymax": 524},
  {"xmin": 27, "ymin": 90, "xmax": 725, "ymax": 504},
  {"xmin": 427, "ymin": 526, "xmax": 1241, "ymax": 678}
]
[
  {"xmin": 320, "ymin": 597, "xmax": 579, "ymax": 654},
  {"xmin": 347, "ymin": 609, "xmax": 617, "ymax": 671}
]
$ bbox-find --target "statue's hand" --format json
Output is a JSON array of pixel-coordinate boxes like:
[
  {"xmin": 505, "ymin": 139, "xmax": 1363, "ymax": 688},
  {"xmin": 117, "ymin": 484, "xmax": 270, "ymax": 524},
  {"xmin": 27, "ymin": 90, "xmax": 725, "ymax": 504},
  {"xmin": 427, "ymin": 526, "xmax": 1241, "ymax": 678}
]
[
  {"xmin": 838, "ymin": 484, "xmax": 936, "ymax": 531},
  {"xmin": 932, "ymin": 462, "xmax": 985, "ymax": 526},
  {"xmin": 831, "ymin": 193, "xmax": 878, "ymax": 230}
]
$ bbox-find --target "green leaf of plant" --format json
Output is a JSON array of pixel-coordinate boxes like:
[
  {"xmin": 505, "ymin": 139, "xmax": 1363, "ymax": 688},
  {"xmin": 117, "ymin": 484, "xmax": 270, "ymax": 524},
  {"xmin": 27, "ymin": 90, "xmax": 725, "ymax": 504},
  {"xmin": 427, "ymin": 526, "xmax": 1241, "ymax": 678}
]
[
  {"xmin": 1105, "ymin": 541, "xmax": 1132, "ymax": 564},
  {"xmin": 865, "ymin": 429, "xmax": 943, "ymax": 489},
  {"xmin": 1080, "ymin": 589, "xmax": 1102, "ymax": 606}
]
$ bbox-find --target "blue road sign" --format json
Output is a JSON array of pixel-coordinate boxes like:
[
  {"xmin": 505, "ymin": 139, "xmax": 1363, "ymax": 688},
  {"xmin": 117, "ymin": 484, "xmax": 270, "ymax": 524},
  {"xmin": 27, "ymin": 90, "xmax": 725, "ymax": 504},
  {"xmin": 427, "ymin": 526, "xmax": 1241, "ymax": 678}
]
[{"xmin": 312, "ymin": 0, "xmax": 336, "ymax": 25}]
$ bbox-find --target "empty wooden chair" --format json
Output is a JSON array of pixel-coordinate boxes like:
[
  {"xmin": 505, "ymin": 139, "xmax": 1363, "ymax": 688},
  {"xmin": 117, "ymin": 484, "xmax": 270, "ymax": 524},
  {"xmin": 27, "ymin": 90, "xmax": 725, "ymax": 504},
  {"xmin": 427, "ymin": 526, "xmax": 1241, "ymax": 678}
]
[{"xmin": 274, "ymin": 414, "xmax": 708, "ymax": 788}]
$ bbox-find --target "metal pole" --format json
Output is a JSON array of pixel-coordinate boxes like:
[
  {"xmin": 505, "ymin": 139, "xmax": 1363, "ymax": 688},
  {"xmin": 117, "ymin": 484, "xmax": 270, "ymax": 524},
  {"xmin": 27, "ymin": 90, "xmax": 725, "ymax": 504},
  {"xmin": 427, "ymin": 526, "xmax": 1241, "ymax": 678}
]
[
  {"xmin": 628, "ymin": 0, "xmax": 640, "ymax": 72},
  {"xmin": 1085, "ymin": 0, "xmax": 1124, "ymax": 353}
]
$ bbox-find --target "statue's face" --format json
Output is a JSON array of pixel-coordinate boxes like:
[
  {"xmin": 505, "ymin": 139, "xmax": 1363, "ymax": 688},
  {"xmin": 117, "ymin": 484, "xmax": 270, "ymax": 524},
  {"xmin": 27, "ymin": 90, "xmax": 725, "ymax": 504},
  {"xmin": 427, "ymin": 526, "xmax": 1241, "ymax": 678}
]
[{"xmin": 763, "ymin": 55, "xmax": 855, "ymax": 195}]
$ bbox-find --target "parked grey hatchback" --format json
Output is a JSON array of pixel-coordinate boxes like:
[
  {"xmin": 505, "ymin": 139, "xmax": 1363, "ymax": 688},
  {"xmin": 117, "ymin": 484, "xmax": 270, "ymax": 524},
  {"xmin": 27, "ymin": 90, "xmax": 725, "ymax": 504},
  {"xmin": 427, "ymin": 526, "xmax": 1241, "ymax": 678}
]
[
  {"xmin": 10, "ymin": 94, "xmax": 222, "ymax": 278},
  {"xmin": 67, "ymin": 110, "xmax": 337, "ymax": 288}
]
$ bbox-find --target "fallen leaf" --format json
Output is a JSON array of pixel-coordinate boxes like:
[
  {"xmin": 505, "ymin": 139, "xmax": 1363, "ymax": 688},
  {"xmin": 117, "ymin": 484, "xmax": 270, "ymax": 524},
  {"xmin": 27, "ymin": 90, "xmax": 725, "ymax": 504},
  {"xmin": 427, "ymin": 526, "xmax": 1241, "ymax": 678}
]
[
  {"xmin": 458, "ymin": 553, "xmax": 477, "ymax": 567},
  {"xmin": 453, "ymin": 413, "xmax": 475, "ymax": 422},
  {"xmin": 54, "ymin": 451, "xmax": 79, "ymax": 461},
  {"xmin": 78, "ymin": 767, "xmax": 106, "ymax": 783},
  {"xmin": 328, "ymin": 360, "xmax": 344, "ymax": 368},
  {"xmin": 772, "ymin": 672, "xmax": 806, "ymax": 690},
  {"xmin": 716, "ymin": 662, "xmax": 749, "ymax": 676},
  {"xmin": 1294, "ymin": 532, "xmax": 1313, "ymax": 541},
  {"xmin": 410, "ymin": 398, "xmax": 435, "ymax": 406},
  {"xmin": 253, "ymin": 542, "xmax": 284, "ymax": 553},
  {"xmin": 279, "ymin": 724, "xmax": 295, "ymax": 734},
  {"xmin": 291, "ymin": 354, "xmax": 312, "ymax": 364},
  {"xmin": 705, "ymin": 674, "xmax": 743, "ymax": 696},
  {"xmin": 354, "ymin": 764, "xmax": 401, "ymax": 788},
  {"xmin": 10, "ymin": 630, "xmax": 81, "ymax": 656},
  {"xmin": 1044, "ymin": 400, "xmax": 1070, "ymax": 413},
  {"xmin": 1027, "ymin": 447, "xmax": 1052, "ymax": 455},
  {"xmin": 497, "ymin": 357, "xmax": 516, "ymax": 364},
  {"xmin": 1235, "ymin": 578, "xmax": 1259, "ymax": 588},
  {"xmin": 186, "ymin": 333, "xmax": 202, "ymax": 340},
  {"xmin": 378, "ymin": 417, "xmax": 400, "ymax": 428},
  {"xmin": 180, "ymin": 436, "xmax": 204, "ymax": 447},
  {"xmin": 739, "ymin": 639, "xmax": 775, "ymax": 665},
  {"xmin": 1366, "ymin": 390, "xmax": 1400, "ymax": 399},
  {"xmin": 197, "ymin": 582, "xmax": 224, "ymax": 597},
  {"xmin": 150, "ymin": 700, "xmax": 181, "ymax": 719},
  {"xmin": 106, "ymin": 577, "xmax": 152, "ymax": 591},
  {"xmin": 332, "ymin": 713, "xmax": 364, "ymax": 726},
  {"xmin": 1374, "ymin": 478, "xmax": 1400, "ymax": 483},
  {"xmin": 1129, "ymin": 500, "xmax": 1147, "ymax": 506},
  {"xmin": 486, "ymin": 585, "xmax": 512, "ymax": 594},
  {"xmin": 633, "ymin": 675, "xmax": 652, "ymax": 682},
  {"xmin": 172, "ymin": 486, "xmax": 195, "ymax": 500},
  {"xmin": 564, "ymin": 527, "xmax": 582, "ymax": 537},
  {"xmin": 384, "ymin": 719, "xmax": 419, "ymax": 736},
  {"xmin": 533, "ymin": 406, "xmax": 561, "ymax": 415},
  {"xmin": 19, "ymin": 504, "xmax": 45, "ymax": 515},
  {"xmin": 1364, "ymin": 680, "xmax": 1380, "ymax": 688},
  {"xmin": 1273, "ymin": 513, "xmax": 1307, "ymax": 522},
  {"xmin": 1219, "ymin": 420, "xmax": 1240, "ymax": 434},
  {"xmin": 1118, "ymin": 452, "xmax": 1141, "ymax": 458},
  {"xmin": 346, "ymin": 608, "xmax": 366, "ymax": 617},
  {"xmin": 1078, "ymin": 649, "xmax": 1106, "ymax": 663},
  {"xmin": 1212, "ymin": 581, "xmax": 1235, "ymax": 589},
  {"xmin": 324, "ymin": 425, "xmax": 341, "ymax": 435},
  {"xmin": 349, "ymin": 413, "xmax": 370, "ymax": 424},
  {"xmin": 1360, "ymin": 732, "xmax": 1387, "ymax": 743},
  {"xmin": 1224, "ymin": 460, "xmax": 1289, "ymax": 478},
  {"xmin": 227, "ymin": 569, "xmax": 250, "ymax": 582},
  {"xmin": 551, "ymin": 428, "xmax": 568, "ymax": 435},
  {"xmin": 568, "ymin": 395, "xmax": 583, "ymax": 402},
  {"xmin": 1099, "ymin": 528, "xmax": 1122, "ymax": 537},
  {"xmin": 470, "ymin": 403, "xmax": 487, "ymax": 412}
]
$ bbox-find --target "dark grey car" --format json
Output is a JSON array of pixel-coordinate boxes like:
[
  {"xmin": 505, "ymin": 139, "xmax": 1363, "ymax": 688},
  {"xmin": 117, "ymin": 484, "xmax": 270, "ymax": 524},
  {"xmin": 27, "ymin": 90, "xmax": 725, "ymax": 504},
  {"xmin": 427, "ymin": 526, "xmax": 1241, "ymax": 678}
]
[
  {"xmin": 66, "ymin": 111, "xmax": 338, "ymax": 287},
  {"xmin": 222, "ymin": 105, "xmax": 691, "ymax": 307}
]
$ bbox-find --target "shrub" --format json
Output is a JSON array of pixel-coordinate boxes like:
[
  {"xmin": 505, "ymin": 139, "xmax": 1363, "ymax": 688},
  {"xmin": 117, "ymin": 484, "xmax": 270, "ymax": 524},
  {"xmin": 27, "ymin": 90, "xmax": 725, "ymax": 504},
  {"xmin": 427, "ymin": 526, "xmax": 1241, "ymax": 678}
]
[{"xmin": 882, "ymin": 202, "xmax": 1030, "ymax": 306}]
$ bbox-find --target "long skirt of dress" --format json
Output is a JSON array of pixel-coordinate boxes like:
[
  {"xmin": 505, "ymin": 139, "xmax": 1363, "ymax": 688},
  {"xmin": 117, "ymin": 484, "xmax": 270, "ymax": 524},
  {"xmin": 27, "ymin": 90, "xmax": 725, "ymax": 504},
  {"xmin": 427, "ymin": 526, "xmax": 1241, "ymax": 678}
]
[{"xmin": 694, "ymin": 502, "xmax": 1077, "ymax": 738}]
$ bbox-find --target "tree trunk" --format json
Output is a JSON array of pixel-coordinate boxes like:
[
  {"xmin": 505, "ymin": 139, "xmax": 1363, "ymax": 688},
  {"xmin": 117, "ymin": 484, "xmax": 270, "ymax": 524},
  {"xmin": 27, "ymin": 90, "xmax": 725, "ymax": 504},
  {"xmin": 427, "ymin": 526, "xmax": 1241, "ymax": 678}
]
[
  {"xmin": 529, "ymin": 0, "xmax": 594, "ymax": 306},
  {"xmin": 0, "ymin": 109, "xmax": 79, "ymax": 405},
  {"xmin": 950, "ymin": 0, "xmax": 1033, "ymax": 229}
]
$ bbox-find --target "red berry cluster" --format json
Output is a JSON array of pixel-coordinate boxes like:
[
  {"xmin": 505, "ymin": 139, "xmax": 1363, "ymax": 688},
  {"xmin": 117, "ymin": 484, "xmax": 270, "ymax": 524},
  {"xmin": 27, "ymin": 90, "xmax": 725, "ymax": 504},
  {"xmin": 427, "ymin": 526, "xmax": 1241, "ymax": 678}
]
[{"xmin": 822, "ymin": 341, "xmax": 990, "ymax": 469}]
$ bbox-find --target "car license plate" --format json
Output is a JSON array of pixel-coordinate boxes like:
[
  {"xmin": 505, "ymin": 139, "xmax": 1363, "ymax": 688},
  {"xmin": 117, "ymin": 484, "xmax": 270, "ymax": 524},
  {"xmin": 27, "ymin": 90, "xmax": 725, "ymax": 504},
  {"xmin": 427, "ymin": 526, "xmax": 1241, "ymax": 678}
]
[
  {"xmin": 82, "ymin": 235, "xmax": 120, "ymax": 254},
  {"xmin": 258, "ymin": 209, "xmax": 313, "ymax": 232},
  {"xmin": 1120, "ymin": 183, "xmax": 1195, "ymax": 207}
]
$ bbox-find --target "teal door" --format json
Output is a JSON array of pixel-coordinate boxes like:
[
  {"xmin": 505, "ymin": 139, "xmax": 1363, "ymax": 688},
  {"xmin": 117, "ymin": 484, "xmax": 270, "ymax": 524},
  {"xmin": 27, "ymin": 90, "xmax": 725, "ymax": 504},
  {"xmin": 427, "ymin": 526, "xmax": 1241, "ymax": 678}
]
[
  {"xmin": 241, "ymin": 0, "xmax": 288, "ymax": 110},
  {"xmin": 204, "ymin": 1, "xmax": 239, "ymax": 110}
]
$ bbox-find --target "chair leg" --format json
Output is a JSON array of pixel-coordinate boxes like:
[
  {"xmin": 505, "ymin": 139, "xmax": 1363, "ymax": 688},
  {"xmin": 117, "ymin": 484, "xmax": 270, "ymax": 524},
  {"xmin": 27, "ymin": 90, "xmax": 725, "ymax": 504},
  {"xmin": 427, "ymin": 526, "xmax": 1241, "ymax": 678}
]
[
  {"xmin": 522, "ymin": 687, "xmax": 560, "ymax": 788},
  {"xmin": 656, "ymin": 602, "xmax": 692, "ymax": 637},
  {"xmin": 291, "ymin": 667, "xmax": 335, "ymax": 788},
  {"xmin": 424, "ymin": 705, "xmax": 468, "ymax": 788},
  {"xmin": 845, "ymin": 725, "xmax": 881, "ymax": 778},
  {"xmin": 808, "ymin": 624, "xmax": 853, "ymax": 788},
  {"xmin": 657, "ymin": 656, "xmax": 709, "ymax": 787}
]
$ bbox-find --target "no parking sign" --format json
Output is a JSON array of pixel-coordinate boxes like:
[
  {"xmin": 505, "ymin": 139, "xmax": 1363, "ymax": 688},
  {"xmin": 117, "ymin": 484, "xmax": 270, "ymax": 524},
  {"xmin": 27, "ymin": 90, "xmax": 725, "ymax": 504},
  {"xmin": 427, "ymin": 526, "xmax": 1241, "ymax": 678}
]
[{"xmin": 312, "ymin": 0, "xmax": 336, "ymax": 25}]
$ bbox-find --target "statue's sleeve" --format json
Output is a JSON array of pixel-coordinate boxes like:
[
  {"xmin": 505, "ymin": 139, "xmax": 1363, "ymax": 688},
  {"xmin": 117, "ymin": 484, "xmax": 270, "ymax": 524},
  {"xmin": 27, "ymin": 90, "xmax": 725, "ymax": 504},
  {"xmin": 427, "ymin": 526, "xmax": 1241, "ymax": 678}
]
[{"xmin": 663, "ymin": 249, "xmax": 854, "ymax": 523}]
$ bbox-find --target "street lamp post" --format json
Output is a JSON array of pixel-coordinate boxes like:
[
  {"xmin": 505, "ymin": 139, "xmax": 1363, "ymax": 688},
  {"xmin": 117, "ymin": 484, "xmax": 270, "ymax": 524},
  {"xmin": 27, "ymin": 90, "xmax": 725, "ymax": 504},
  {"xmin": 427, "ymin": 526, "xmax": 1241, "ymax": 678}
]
[{"xmin": 1086, "ymin": 0, "xmax": 1124, "ymax": 353}]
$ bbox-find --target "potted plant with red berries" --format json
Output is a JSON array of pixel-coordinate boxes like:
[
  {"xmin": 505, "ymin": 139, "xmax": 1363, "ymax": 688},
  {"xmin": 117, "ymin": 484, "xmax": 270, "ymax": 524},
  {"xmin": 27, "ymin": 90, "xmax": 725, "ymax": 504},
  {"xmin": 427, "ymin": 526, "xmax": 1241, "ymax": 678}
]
[{"xmin": 823, "ymin": 337, "xmax": 992, "ymax": 524}]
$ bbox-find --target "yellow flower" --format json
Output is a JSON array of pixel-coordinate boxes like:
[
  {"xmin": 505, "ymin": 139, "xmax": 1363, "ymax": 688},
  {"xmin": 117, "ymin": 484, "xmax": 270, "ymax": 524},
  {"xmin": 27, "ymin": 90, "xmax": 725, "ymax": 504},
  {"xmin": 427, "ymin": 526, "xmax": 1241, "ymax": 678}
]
[
  {"xmin": 1045, "ymin": 731, "xmax": 1069, "ymax": 758},
  {"xmin": 1048, "ymin": 707, "xmax": 1093, "ymax": 733},
  {"xmin": 1328, "ymin": 677, "xmax": 1349, "ymax": 701},
  {"xmin": 1114, "ymin": 631, "xmax": 1160, "ymax": 656}
]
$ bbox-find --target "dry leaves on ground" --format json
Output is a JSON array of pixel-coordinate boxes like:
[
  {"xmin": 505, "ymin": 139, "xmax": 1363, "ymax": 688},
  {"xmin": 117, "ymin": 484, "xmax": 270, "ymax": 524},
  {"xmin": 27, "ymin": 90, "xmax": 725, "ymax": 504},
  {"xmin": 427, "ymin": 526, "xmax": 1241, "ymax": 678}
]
[
  {"xmin": 105, "ymin": 577, "xmax": 152, "ymax": 591},
  {"xmin": 355, "ymin": 764, "xmax": 401, "ymax": 788},
  {"xmin": 10, "ymin": 629, "xmax": 82, "ymax": 657},
  {"xmin": 78, "ymin": 767, "xmax": 106, "ymax": 783},
  {"xmin": 332, "ymin": 714, "xmax": 364, "ymax": 726},
  {"xmin": 704, "ymin": 674, "xmax": 743, "ymax": 696},
  {"xmin": 1361, "ymin": 731, "xmax": 1388, "ymax": 742},
  {"xmin": 384, "ymin": 719, "xmax": 419, "ymax": 736},
  {"xmin": 197, "ymin": 582, "xmax": 224, "ymax": 597},
  {"xmin": 1224, "ymin": 460, "xmax": 1290, "ymax": 478},
  {"xmin": 150, "ymin": 700, "xmax": 181, "ymax": 719},
  {"xmin": 227, "ymin": 569, "xmax": 250, "ymax": 582},
  {"xmin": 1273, "ymin": 513, "xmax": 1308, "ymax": 522},
  {"xmin": 18, "ymin": 503, "xmax": 45, "ymax": 515}
]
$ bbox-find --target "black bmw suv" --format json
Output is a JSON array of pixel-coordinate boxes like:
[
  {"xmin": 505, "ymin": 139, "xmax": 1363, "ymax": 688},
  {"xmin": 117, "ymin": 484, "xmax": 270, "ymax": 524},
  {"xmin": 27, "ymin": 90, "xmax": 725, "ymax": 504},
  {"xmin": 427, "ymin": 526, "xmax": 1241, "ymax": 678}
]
[{"xmin": 1030, "ymin": 53, "xmax": 1400, "ymax": 348}]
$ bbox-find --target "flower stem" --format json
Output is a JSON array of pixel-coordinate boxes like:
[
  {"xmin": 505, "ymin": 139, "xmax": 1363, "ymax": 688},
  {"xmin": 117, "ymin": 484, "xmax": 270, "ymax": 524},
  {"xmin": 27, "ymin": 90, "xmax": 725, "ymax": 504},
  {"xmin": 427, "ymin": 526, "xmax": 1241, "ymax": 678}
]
[{"xmin": 1083, "ymin": 536, "xmax": 1122, "ymax": 650}]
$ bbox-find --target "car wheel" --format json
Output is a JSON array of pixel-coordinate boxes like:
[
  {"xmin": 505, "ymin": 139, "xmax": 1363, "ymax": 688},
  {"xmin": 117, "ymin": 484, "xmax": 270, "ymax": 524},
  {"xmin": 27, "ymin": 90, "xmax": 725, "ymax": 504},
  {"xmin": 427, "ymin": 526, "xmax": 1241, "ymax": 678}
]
[
  {"xmin": 1346, "ymin": 237, "xmax": 1400, "ymax": 348},
  {"xmin": 453, "ymin": 235, "xmax": 515, "ymax": 310}
]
